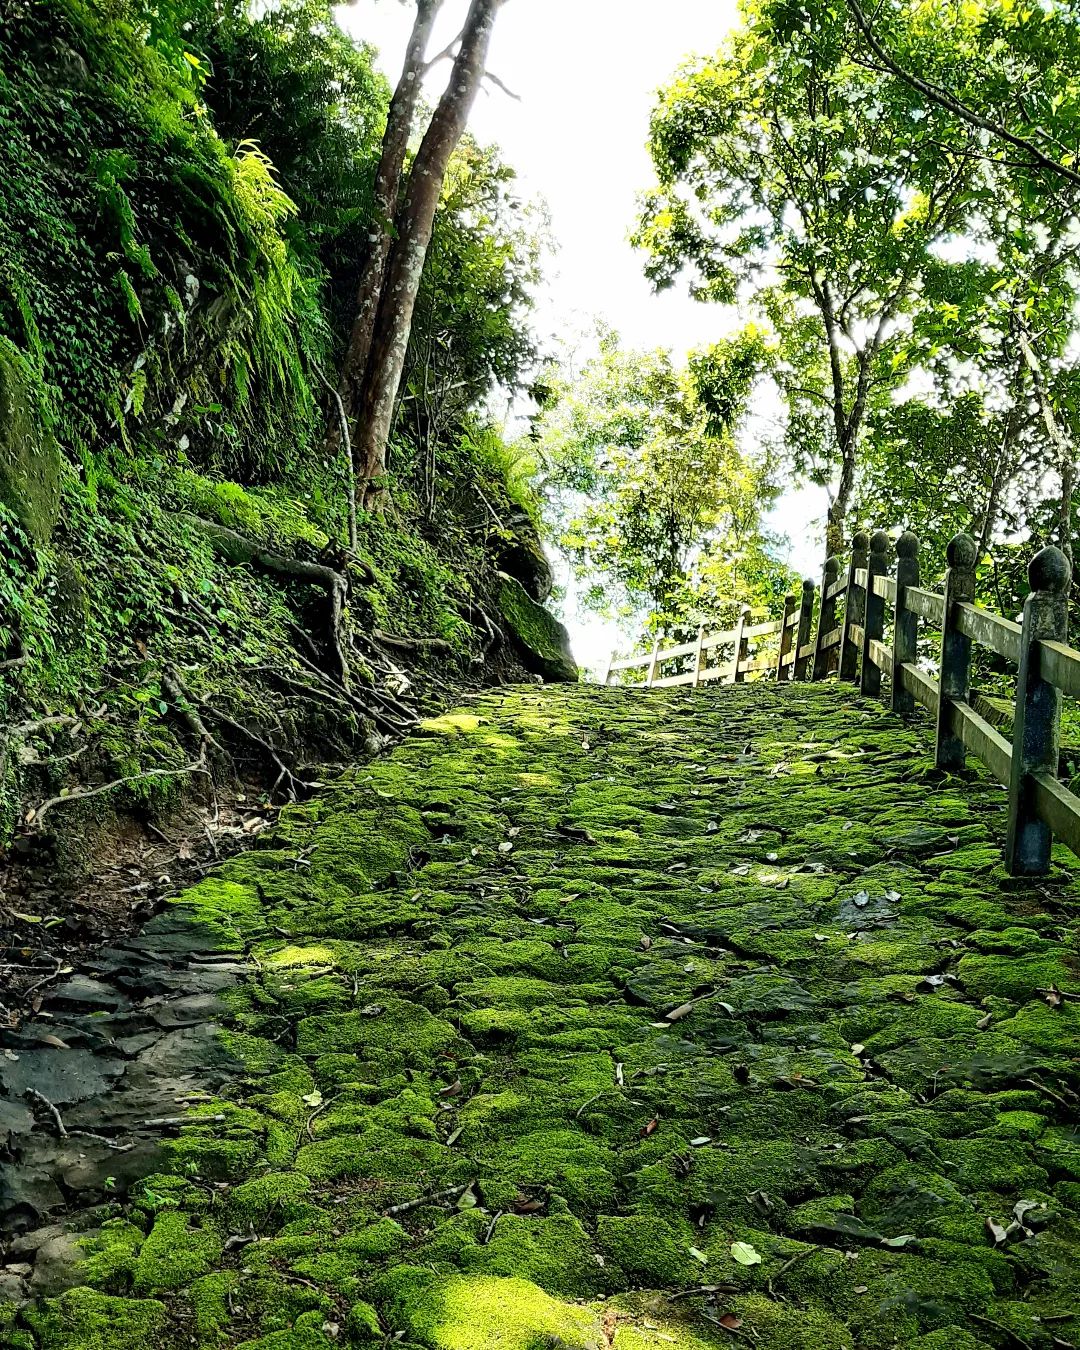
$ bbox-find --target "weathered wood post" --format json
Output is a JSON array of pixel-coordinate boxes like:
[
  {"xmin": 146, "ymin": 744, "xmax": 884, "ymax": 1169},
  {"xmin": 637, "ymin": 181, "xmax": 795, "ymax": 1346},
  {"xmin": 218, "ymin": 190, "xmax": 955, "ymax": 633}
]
[
  {"xmin": 934, "ymin": 532, "xmax": 977, "ymax": 770},
  {"xmin": 1005, "ymin": 545, "xmax": 1072, "ymax": 875},
  {"xmin": 691, "ymin": 625, "xmax": 707, "ymax": 689},
  {"xmin": 860, "ymin": 530, "xmax": 890, "ymax": 698},
  {"xmin": 812, "ymin": 556, "xmax": 841, "ymax": 681},
  {"xmin": 794, "ymin": 578, "xmax": 816, "ymax": 682},
  {"xmin": 730, "ymin": 606, "xmax": 750, "ymax": 684},
  {"xmin": 840, "ymin": 531, "xmax": 869, "ymax": 682},
  {"xmin": 645, "ymin": 639, "xmax": 661, "ymax": 689},
  {"xmin": 775, "ymin": 593, "xmax": 797, "ymax": 682},
  {"xmin": 891, "ymin": 531, "xmax": 920, "ymax": 716}
]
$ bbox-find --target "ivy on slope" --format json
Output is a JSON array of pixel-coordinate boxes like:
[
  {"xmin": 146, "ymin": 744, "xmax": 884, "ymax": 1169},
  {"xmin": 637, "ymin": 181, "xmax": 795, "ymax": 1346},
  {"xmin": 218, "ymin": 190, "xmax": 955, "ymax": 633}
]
[
  {"xmin": 8, "ymin": 683, "xmax": 1079, "ymax": 1349},
  {"xmin": 0, "ymin": 0, "xmax": 554, "ymax": 854}
]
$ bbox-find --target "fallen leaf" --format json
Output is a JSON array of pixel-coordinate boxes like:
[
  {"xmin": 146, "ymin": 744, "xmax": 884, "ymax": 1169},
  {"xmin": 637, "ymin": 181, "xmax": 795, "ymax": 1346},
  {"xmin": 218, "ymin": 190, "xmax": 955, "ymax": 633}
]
[
  {"xmin": 639, "ymin": 935, "xmax": 652, "ymax": 951},
  {"xmin": 690, "ymin": 1136, "xmax": 712, "ymax": 1147},
  {"xmin": 853, "ymin": 1285, "xmax": 868, "ymax": 1295},
  {"xmin": 985, "ymin": 1217, "xmax": 1008, "ymax": 1246},
  {"xmin": 976, "ymin": 1012, "xmax": 993, "ymax": 1030},
  {"xmin": 498, "ymin": 841, "xmax": 514, "ymax": 854},
  {"xmin": 439, "ymin": 1079, "xmax": 463, "ymax": 1098},
  {"xmin": 301, "ymin": 1090, "xmax": 323, "ymax": 1108},
  {"xmin": 880, "ymin": 1234, "xmax": 916, "ymax": 1249},
  {"xmin": 456, "ymin": 1185, "xmax": 478, "ymax": 1209},
  {"xmin": 718, "ymin": 1315, "xmax": 742, "ymax": 1330},
  {"xmin": 640, "ymin": 1116, "xmax": 659, "ymax": 1138},
  {"xmin": 730, "ymin": 1241, "xmax": 762, "ymax": 1266},
  {"xmin": 666, "ymin": 1002, "xmax": 696, "ymax": 1023},
  {"xmin": 852, "ymin": 891, "xmax": 870, "ymax": 908},
  {"xmin": 1044, "ymin": 985, "xmax": 1064, "ymax": 1008},
  {"xmin": 850, "ymin": 1043, "xmax": 865, "ymax": 1056},
  {"xmin": 37, "ymin": 1034, "xmax": 70, "ymax": 1050},
  {"xmin": 445, "ymin": 1126, "xmax": 463, "ymax": 1147},
  {"xmin": 688, "ymin": 1246, "xmax": 709, "ymax": 1265},
  {"xmin": 1013, "ymin": 1199, "xmax": 1044, "ymax": 1224}
]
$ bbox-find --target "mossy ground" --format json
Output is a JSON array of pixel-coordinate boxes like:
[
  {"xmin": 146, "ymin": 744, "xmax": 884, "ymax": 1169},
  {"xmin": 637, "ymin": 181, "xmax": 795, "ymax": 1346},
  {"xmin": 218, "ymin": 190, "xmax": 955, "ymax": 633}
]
[{"xmin": 8, "ymin": 682, "xmax": 1080, "ymax": 1349}]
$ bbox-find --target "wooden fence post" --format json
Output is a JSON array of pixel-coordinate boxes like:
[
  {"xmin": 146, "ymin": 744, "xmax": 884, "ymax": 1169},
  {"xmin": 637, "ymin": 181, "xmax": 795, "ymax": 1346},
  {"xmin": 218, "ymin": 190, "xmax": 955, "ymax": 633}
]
[
  {"xmin": 840, "ymin": 531, "xmax": 869, "ymax": 682},
  {"xmin": 730, "ymin": 607, "xmax": 749, "ymax": 683},
  {"xmin": 691, "ymin": 625, "xmax": 707, "ymax": 689},
  {"xmin": 1005, "ymin": 545, "xmax": 1072, "ymax": 875},
  {"xmin": 645, "ymin": 639, "xmax": 661, "ymax": 689},
  {"xmin": 934, "ymin": 532, "xmax": 977, "ymax": 770},
  {"xmin": 775, "ymin": 593, "xmax": 797, "ymax": 682},
  {"xmin": 812, "ymin": 557, "xmax": 840, "ymax": 681},
  {"xmin": 860, "ymin": 530, "xmax": 890, "ymax": 698},
  {"xmin": 794, "ymin": 578, "xmax": 816, "ymax": 681},
  {"xmin": 891, "ymin": 531, "xmax": 920, "ymax": 716}
]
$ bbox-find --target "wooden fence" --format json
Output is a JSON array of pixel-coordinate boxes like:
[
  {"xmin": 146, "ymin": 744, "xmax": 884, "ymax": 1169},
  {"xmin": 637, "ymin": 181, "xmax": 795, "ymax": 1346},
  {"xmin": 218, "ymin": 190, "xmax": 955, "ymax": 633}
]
[
  {"xmin": 601, "ymin": 584, "xmax": 817, "ymax": 690},
  {"xmin": 604, "ymin": 529, "xmax": 1080, "ymax": 877}
]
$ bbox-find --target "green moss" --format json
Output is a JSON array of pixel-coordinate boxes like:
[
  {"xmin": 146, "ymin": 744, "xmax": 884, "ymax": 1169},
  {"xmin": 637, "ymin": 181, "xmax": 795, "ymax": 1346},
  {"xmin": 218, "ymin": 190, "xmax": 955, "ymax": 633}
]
[
  {"xmin": 22, "ymin": 1288, "xmax": 171, "ymax": 1350},
  {"xmin": 0, "ymin": 341, "xmax": 61, "ymax": 543},
  {"xmin": 133, "ymin": 1212, "xmax": 222, "ymax": 1294},
  {"xmin": 379, "ymin": 1269, "xmax": 600, "ymax": 1349},
  {"xmin": 596, "ymin": 1214, "xmax": 702, "ymax": 1288},
  {"xmin": 80, "ymin": 1220, "xmax": 146, "ymax": 1292}
]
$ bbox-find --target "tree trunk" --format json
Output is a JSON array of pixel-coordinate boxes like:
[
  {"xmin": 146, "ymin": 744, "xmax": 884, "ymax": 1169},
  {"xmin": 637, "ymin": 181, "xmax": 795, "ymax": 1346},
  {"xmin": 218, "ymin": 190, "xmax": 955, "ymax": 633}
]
[
  {"xmin": 330, "ymin": 0, "xmax": 441, "ymax": 452},
  {"xmin": 826, "ymin": 431, "xmax": 857, "ymax": 557},
  {"xmin": 355, "ymin": 0, "xmax": 503, "ymax": 507}
]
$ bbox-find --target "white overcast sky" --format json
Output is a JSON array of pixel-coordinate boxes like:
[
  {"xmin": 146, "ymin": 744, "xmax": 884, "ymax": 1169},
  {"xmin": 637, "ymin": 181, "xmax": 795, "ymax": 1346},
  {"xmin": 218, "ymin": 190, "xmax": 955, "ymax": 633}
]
[{"xmin": 335, "ymin": 0, "xmax": 827, "ymax": 668}]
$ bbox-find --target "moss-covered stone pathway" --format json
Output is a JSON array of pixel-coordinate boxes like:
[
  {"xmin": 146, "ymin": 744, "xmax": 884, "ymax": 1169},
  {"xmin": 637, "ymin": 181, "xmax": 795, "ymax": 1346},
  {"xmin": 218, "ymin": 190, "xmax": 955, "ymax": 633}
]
[{"xmin": 6, "ymin": 683, "xmax": 1080, "ymax": 1350}]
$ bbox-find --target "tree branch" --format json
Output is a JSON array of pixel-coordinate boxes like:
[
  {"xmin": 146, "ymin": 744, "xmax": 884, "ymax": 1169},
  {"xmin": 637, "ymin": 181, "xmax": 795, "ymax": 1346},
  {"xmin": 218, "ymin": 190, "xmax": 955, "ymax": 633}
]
[{"xmin": 843, "ymin": 0, "xmax": 1080, "ymax": 191}]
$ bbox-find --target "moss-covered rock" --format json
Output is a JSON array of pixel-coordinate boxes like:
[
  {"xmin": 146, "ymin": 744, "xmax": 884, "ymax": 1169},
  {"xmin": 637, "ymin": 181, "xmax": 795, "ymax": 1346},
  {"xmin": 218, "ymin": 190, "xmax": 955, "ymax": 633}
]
[
  {"xmin": 495, "ymin": 573, "xmax": 577, "ymax": 682},
  {"xmin": 0, "ymin": 342, "xmax": 61, "ymax": 544}
]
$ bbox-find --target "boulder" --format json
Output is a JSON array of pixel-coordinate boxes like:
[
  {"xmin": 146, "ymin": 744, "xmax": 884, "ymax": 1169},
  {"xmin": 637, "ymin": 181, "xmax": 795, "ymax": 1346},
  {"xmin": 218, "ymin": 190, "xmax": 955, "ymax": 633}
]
[
  {"xmin": 494, "ymin": 511, "xmax": 554, "ymax": 602},
  {"xmin": 0, "ymin": 343, "xmax": 62, "ymax": 544},
  {"xmin": 495, "ymin": 573, "xmax": 577, "ymax": 683}
]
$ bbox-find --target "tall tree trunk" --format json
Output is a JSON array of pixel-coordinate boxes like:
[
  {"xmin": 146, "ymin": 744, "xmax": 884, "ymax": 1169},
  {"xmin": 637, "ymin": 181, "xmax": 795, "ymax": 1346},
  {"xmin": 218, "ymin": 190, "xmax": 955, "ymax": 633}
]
[
  {"xmin": 355, "ymin": 0, "xmax": 503, "ymax": 506},
  {"xmin": 826, "ymin": 430, "xmax": 857, "ymax": 557},
  {"xmin": 330, "ymin": 0, "xmax": 441, "ymax": 454}
]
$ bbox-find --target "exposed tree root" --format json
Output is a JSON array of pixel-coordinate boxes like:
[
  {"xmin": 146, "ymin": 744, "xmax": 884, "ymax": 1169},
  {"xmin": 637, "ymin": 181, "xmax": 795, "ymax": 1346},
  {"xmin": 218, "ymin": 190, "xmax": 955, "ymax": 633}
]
[
  {"xmin": 183, "ymin": 512, "xmax": 359, "ymax": 687},
  {"xmin": 196, "ymin": 702, "xmax": 312, "ymax": 801},
  {"xmin": 373, "ymin": 628, "xmax": 452, "ymax": 654},
  {"xmin": 28, "ymin": 758, "xmax": 210, "ymax": 829}
]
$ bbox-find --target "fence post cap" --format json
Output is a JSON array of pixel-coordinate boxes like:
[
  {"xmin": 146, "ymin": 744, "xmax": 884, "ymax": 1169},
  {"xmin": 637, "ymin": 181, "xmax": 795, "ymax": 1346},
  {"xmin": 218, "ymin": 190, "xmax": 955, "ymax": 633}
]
[
  {"xmin": 870, "ymin": 529, "xmax": 890, "ymax": 555},
  {"xmin": 824, "ymin": 555, "xmax": 840, "ymax": 580},
  {"xmin": 802, "ymin": 576, "xmax": 816, "ymax": 594},
  {"xmin": 946, "ymin": 532, "xmax": 977, "ymax": 569},
  {"xmin": 1029, "ymin": 544, "xmax": 1072, "ymax": 594},
  {"xmin": 852, "ymin": 530, "xmax": 870, "ymax": 551},
  {"xmin": 896, "ymin": 530, "xmax": 919, "ymax": 559}
]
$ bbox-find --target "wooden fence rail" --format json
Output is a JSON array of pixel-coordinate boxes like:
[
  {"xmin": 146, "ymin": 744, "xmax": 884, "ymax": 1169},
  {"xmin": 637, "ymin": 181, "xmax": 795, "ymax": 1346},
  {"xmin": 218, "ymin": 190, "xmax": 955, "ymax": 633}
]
[{"xmin": 603, "ymin": 527, "xmax": 1079, "ymax": 877}]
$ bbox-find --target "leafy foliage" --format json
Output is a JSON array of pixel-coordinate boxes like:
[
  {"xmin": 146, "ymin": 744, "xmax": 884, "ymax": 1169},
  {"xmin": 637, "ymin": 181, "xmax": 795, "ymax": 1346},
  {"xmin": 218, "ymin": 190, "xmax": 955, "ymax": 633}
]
[{"xmin": 536, "ymin": 328, "xmax": 795, "ymax": 634}]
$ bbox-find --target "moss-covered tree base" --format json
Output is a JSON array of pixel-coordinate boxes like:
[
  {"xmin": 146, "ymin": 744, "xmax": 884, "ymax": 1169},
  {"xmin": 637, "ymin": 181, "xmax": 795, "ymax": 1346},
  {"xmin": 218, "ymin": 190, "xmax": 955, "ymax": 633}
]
[{"xmin": 6, "ymin": 682, "xmax": 1079, "ymax": 1349}]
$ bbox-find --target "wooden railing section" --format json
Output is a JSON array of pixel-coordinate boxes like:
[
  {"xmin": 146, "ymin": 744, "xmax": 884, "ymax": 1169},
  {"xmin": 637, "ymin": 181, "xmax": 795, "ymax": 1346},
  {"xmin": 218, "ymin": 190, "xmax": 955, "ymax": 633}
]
[
  {"xmin": 604, "ymin": 528, "xmax": 1079, "ymax": 877},
  {"xmin": 602, "ymin": 587, "xmax": 815, "ymax": 689}
]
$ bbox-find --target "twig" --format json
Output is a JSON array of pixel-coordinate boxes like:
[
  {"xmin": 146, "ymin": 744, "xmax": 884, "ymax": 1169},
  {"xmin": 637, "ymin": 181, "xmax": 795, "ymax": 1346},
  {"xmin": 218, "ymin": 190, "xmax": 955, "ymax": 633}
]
[
  {"xmin": 314, "ymin": 365, "xmax": 358, "ymax": 554},
  {"xmin": 969, "ymin": 1314, "xmax": 1035, "ymax": 1350},
  {"xmin": 482, "ymin": 1209, "xmax": 503, "ymax": 1244},
  {"xmin": 373, "ymin": 629, "xmax": 452, "ymax": 654},
  {"xmin": 25, "ymin": 1087, "xmax": 67, "ymax": 1137},
  {"xmin": 29, "ymin": 760, "xmax": 209, "ymax": 829},
  {"xmin": 141, "ymin": 1112, "xmax": 227, "ymax": 1129},
  {"xmin": 483, "ymin": 69, "xmax": 521, "ymax": 100},
  {"xmin": 575, "ymin": 1092, "xmax": 604, "ymax": 1119},
  {"xmin": 384, "ymin": 1182, "xmax": 472, "ymax": 1217}
]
